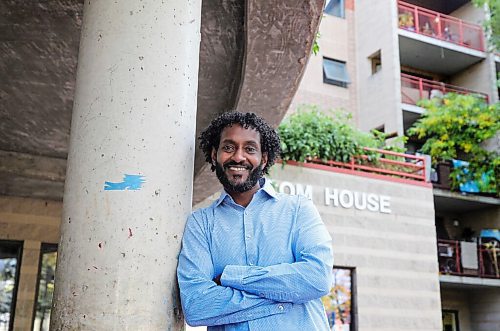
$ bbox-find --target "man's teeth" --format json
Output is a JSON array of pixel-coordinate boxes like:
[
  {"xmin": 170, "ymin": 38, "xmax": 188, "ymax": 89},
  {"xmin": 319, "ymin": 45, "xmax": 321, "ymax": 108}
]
[{"xmin": 228, "ymin": 166, "xmax": 247, "ymax": 171}]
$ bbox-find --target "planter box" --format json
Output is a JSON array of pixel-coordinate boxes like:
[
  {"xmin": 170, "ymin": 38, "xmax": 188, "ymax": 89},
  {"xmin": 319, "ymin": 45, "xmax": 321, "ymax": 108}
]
[{"xmin": 432, "ymin": 161, "xmax": 452, "ymax": 190}]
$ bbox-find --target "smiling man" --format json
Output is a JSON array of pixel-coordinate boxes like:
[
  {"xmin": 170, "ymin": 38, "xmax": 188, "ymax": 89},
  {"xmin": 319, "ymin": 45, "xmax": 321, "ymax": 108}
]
[{"xmin": 177, "ymin": 112, "xmax": 333, "ymax": 330}]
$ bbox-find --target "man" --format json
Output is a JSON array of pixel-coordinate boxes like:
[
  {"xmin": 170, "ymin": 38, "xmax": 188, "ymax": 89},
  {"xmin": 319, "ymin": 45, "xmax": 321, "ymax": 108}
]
[{"xmin": 177, "ymin": 112, "xmax": 333, "ymax": 330}]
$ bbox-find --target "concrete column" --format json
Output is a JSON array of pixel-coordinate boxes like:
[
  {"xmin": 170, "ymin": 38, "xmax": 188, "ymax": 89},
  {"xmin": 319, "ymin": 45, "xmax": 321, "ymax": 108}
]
[{"xmin": 51, "ymin": 1, "xmax": 201, "ymax": 330}]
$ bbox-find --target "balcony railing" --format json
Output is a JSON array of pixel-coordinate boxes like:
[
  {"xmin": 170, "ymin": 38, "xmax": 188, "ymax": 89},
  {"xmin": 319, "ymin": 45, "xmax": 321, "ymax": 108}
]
[
  {"xmin": 438, "ymin": 239, "xmax": 500, "ymax": 279},
  {"xmin": 398, "ymin": 1, "xmax": 485, "ymax": 51},
  {"xmin": 282, "ymin": 147, "xmax": 429, "ymax": 187},
  {"xmin": 401, "ymin": 73, "xmax": 489, "ymax": 105}
]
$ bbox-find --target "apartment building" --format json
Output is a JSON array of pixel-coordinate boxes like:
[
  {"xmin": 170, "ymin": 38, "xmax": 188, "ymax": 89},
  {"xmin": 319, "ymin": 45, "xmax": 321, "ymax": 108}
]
[{"xmin": 288, "ymin": 0, "xmax": 499, "ymax": 330}]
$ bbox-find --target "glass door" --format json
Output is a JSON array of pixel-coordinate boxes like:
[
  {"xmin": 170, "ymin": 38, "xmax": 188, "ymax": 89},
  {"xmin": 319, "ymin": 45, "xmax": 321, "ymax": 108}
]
[{"xmin": 0, "ymin": 241, "xmax": 23, "ymax": 331}]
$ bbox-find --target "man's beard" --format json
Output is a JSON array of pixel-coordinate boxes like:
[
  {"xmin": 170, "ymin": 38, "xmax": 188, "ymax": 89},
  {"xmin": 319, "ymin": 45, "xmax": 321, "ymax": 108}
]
[{"xmin": 215, "ymin": 161, "xmax": 264, "ymax": 193}]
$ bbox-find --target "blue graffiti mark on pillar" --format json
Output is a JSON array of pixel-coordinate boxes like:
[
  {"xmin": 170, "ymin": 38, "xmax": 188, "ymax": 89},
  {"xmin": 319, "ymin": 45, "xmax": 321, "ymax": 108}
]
[{"xmin": 104, "ymin": 174, "xmax": 145, "ymax": 191}]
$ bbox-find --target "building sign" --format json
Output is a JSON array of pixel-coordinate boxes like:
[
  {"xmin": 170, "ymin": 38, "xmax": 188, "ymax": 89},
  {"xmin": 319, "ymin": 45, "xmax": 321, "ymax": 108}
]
[{"xmin": 277, "ymin": 181, "xmax": 391, "ymax": 214}]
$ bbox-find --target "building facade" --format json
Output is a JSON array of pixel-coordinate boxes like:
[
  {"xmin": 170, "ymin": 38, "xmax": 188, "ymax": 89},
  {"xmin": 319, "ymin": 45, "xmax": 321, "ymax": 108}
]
[{"xmin": 287, "ymin": 0, "xmax": 500, "ymax": 330}]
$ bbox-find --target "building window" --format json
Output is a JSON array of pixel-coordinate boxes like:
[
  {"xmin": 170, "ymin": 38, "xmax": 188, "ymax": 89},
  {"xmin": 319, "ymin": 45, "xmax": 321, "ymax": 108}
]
[
  {"xmin": 32, "ymin": 244, "xmax": 57, "ymax": 331},
  {"xmin": 322, "ymin": 267, "xmax": 356, "ymax": 330},
  {"xmin": 368, "ymin": 50, "xmax": 382, "ymax": 75},
  {"xmin": 324, "ymin": 0, "xmax": 345, "ymax": 18},
  {"xmin": 323, "ymin": 58, "xmax": 350, "ymax": 88},
  {"xmin": 0, "ymin": 240, "xmax": 23, "ymax": 331},
  {"xmin": 442, "ymin": 310, "xmax": 459, "ymax": 331}
]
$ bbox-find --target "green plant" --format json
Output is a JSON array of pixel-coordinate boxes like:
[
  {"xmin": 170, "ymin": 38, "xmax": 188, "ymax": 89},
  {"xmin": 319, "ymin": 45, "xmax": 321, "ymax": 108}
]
[
  {"xmin": 407, "ymin": 93, "xmax": 499, "ymax": 194},
  {"xmin": 278, "ymin": 105, "xmax": 398, "ymax": 164},
  {"xmin": 312, "ymin": 32, "xmax": 321, "ymax": 56}
]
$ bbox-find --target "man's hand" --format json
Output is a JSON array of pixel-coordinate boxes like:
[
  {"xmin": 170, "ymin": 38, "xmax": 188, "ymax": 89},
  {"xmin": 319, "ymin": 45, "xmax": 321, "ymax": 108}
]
[{"xmin": 213, "ymin": 274, "xmax": 222, "ymax": 286}]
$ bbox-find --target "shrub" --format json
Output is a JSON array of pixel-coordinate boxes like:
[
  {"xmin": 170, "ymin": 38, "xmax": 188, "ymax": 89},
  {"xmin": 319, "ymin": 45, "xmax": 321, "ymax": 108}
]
[{"xmin": 278, "ymin": 105, "xmax": 402, "ymax": 164}]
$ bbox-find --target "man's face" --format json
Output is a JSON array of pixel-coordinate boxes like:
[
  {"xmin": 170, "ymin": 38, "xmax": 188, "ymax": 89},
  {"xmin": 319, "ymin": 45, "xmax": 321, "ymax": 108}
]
[{"xmin": 212, "ymin": 124, "xmax": 268, "ymax": 193}]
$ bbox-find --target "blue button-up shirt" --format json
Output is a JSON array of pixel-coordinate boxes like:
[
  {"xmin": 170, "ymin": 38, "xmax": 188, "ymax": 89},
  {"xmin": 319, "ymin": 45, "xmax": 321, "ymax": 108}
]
[{"xmin": 177, "ymin": 178, "xmax": 333, "ymax": 330}]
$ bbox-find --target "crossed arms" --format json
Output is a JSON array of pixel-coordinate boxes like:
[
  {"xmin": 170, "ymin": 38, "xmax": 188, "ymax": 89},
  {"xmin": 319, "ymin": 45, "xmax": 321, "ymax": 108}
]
[{"xmin": 176, "ymin": 198, "xmax": 333, "ymax": 326}]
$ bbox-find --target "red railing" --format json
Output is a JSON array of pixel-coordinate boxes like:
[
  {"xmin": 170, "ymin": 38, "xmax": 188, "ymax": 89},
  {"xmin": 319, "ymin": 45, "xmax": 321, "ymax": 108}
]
[
  {"xmin": 398, "ymin": 1, "xmax": 485, "ymax": 51},
  {"xmin": 401, "ymin": 73, "xmax": 489, "ymax": 105},
  {"xmin": 283, "ymin": 147, "xmax": 428, "ymax": 186},
  {"xmin": 438, "ymin": 239, "xmax": 500, "ymax": 279}
]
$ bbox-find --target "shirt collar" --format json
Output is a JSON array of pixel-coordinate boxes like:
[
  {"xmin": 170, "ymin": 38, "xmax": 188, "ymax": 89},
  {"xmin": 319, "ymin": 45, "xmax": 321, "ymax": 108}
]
[{"xmin": 214, "ymin": 177, "xmax": 279, "ymax": 207}]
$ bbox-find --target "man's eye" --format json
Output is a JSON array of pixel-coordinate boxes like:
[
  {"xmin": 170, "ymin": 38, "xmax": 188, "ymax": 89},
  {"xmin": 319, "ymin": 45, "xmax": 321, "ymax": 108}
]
[
  {"xmin": 246, "ymin": 147, "xmax": 257, "ymax": 153},
  {"xmin": 222, "ymin": 145, "xmax": 234, "ymax": 152}
]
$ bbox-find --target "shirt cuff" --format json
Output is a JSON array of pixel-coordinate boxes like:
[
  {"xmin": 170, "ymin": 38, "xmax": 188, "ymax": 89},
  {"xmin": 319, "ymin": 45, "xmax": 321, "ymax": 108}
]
[{"xmin": 220, "ymin": 265, "xmax": 249, "ymax": 289}]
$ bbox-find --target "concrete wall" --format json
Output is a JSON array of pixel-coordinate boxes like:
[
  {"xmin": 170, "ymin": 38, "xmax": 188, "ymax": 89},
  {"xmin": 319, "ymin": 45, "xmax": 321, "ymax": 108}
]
[
  {"xmin": 450, "ymin": 59, "xmax": 497, "ymax": 102},
  {"xmin": 439, "ymin": 206, "xmax": 500, "ymax": 240},
  {"xmin": 441, "ymin": 287, "xmax": 500, "ymax": 331},
  {"xmin": 0, "ymin": 196, "xmax": 61, "ymax": 331},
  {"xmin": 470, "ymin": 288, "xmax": 500, "ymax": 331},
  {"xmin": 440, "ymin": 288, "xmax": 472, "ymax": 331},
  {"xmin": 269, "ymin": 164, "xmax": 441, "ymax": 331},
  {"xmin": 451, "ymin": 2, "xmax": 484, "ymax": 25},
  {"xmin": 355, "ymin": 0, "xmax": 403, "ymax": 136},
  {"xmin": 449, "ymin": 2, "xmax": 498, "ymax": 102}
]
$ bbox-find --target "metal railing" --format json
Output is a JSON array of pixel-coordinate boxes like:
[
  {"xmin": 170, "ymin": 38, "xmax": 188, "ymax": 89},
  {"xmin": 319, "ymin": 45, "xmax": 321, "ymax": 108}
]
[
  {"xmin": 284, "ymin": 147, "xmax": 428, "ymax": 185},
  {"xmin": 398, "ymin": 1, "xmax": 485, "ymax": 51},
  {"xmin": 401, "ymin": 73, "xmax": 489, "ymax": 105},
  {"xmin": 438, "ymin": 239, "xmax": 500, "ymax": 279}
]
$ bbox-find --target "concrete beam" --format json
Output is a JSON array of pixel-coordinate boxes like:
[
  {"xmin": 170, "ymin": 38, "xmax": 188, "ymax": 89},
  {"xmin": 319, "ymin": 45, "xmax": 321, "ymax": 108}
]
[{"xmin": 0, "ymin": 150, "xmax": 66, "ymax": 181}]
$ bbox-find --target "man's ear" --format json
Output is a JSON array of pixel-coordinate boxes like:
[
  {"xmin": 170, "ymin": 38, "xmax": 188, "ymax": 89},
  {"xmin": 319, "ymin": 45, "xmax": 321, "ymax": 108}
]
[
  {"xmin": 261, "ymin": 152, "xmax": 268, "ymax": 168},
  {"xmin": 211, "ymin": 148, "xmax": 217, "ymax": 165}
]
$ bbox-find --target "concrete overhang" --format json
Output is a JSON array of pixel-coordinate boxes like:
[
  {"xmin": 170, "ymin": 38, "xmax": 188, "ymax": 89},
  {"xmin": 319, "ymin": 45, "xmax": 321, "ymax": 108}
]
[
  {"xmin": 398, "ymin": 29, "xmax": 486, "ymax": 76},
  {"xmin": 433, "ymin": 188, "xmax": 500, "ymax": 214},
  {"xmin": 440, "ymin": 274, "xmax": 500, "ymax": 289},
  {"xmin": 0, "ymin": 0, "xmax": 325, "ymax": 203}
]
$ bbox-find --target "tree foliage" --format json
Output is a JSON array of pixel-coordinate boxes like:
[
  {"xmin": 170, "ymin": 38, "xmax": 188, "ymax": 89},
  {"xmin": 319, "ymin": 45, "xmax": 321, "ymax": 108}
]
[{"xmin": 407, "ymin": 93, "xmax": 499, "ymax": 193}]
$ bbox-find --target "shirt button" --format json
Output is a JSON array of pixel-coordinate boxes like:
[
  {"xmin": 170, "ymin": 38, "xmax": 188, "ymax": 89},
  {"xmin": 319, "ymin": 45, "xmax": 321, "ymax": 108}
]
[
  {"xmin": 277, "ymin": 304, "xmax": 284, "ymax": 311},
  {"xmin": 249, "ymin": 263, "xmax": 254, "ymax": 266},
  {"xmin": 246, "ymin": 234, "xmax": 251, "ymax": 239}
]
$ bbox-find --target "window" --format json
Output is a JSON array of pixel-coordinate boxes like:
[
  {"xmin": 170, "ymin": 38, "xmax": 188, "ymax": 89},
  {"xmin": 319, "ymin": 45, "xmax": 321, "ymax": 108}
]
[
  {"xmin": 32, "ymin": 244, "xmax": 57, "ymax": 331},
  {"xmin": 323, "ymin": 58, "xmax": 350, "ymax": 88},
  {"xmin": 368, "ymin": 50, "xmax": 382, "ymax": 75},
  {"xmin": 0, "ymin": 240, "xmax": 23, "ymax": 331},
  {"xmin": 442, "ymin": 310, "xmax": 459, "ymax": 331},
  {"xmin": 322, "ymin": 267, "xmax": 356, "ymax": 331},
  {"xmin": 324, "ymin": 0, "xmax": 345, "ymax": 18}
]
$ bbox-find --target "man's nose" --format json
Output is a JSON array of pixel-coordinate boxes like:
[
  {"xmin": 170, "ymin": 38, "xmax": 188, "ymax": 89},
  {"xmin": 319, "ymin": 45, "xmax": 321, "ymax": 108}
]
[{"xmin": 231, "ymin": 148, "xmax": 246, "ymax": 163}]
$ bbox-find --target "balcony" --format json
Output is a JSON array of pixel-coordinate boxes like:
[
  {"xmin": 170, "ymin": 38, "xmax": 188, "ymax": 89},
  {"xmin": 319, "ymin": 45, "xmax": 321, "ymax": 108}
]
[
  {"xmin": 438, "ymin": 239, "xmax": 500, "ymax": 280},
  {"xmin": 397, "ymin": 1, "xmax": 486, "ymax": 75},
  {"xmin": 283, "ymin": 147, "xmax": 430, "ymax": 187},
  {"xmin": 398, "ymin": 1, "xmax": 484, "ymax": 51},
  {"xmin": 401, "ymin": 73, "xmax": 489, "ymax": 107}
]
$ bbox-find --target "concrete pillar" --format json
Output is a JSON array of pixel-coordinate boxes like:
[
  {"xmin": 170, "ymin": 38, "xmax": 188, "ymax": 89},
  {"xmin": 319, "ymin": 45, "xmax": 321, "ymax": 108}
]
[{"xmin": 51, "ymin": 1, "xmax": 201, "ymax": 330}]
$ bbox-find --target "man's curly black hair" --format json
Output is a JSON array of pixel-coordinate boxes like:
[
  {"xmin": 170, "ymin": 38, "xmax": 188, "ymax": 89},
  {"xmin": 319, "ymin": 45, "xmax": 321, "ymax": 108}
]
[{"xmin": 199, "ymin": 111, "xmax": 281, "ymax": 174}]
